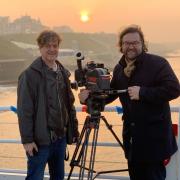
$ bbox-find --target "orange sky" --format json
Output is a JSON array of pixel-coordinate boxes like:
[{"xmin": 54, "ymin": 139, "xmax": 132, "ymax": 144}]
[{"xmin": 1, "ymin": 0, "xmax": 180, "ymax": 42}]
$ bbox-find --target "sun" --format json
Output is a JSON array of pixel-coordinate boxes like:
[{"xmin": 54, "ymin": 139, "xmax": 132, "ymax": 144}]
[{"xmin": 80, "ymin": 11, "xmax": 90, "ymax": 23}]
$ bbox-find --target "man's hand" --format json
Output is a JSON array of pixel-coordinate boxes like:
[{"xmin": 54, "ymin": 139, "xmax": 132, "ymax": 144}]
[
  {"xmin": 128, "ymin": 86, "xmax": 140, "ymax": 100},
  {"xmin": 23, "ymin": 142, "xmax": 38, "ymax": 156},
  {"xmin": 72, "ymin": 136, "xmax": 79, "ymax": 144},
  {"xmin": 78, "ymin": 89, "xmax": 90, "ymax": 104}
]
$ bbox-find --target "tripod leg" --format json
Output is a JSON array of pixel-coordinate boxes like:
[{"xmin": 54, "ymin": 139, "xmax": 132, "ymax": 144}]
[
  {"xmin": 87, "ymin": 117, "xmax": 100, "ymax": 180},
  {"xmin": 101, "ymin": 116, "xmax": 124, "ymax": 149},
  {"xmin": 89, "ymin": 116, "xmax": 128, "ymax": 179},
  {"xmin": 79, "ymin": 126, "xmax": 91, "ymax": 180},
  {"xmin": 67, "ymin": 116, "xmax": 90, "ymax": 180}
]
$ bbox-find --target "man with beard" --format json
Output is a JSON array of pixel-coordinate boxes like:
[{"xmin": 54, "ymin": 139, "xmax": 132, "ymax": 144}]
[
  {"xmin": 17, "ymin": 30, "xmax": 79, "ymax": 180},
  {"xmin": 79, "ymin": 25, "xmax": 180, "ymax": 180}
]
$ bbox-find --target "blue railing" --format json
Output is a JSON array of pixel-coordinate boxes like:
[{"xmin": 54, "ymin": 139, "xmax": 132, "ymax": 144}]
[{"xmin": 0, "ymin": 105, "xmax": 123, "ymax": 114}]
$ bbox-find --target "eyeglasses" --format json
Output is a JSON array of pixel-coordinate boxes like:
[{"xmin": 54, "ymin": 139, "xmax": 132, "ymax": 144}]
[{"xmin": 122, "ymin": 41, "xmax": 141, "ymax": 47}]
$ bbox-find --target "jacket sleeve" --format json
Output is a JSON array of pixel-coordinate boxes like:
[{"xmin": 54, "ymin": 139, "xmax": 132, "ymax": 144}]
[
  {"xmin": 17, "ymin": 71, "xmax": 35, "ymax": 144},
  {"xmin": 69, "ymin": 88, "xmax": 79, "ymax": 137},
  {"xmin": 61, "ymin": 66, "xmax": 79, "ymax": 138},
  {"xmin": 71, "ymin": 104, "xmax": 79, "ymax": 137},
  {"xmin": 139, "ymin": 60, "xmax": 180, "ymax": 104}
]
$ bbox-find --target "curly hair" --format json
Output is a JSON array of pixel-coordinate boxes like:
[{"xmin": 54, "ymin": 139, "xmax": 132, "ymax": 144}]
[
  {"xmin": 37, "ymin": 30, "xmax": 62, "ymax": 48},
  {"xmin": 118, "ymin": 25, "xmax": 148, "ymax": 52}
]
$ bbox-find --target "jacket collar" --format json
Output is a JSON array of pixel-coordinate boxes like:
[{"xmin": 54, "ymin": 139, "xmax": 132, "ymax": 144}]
[
  {"xmin": 30, "ymin": 56, "xmax": 61, "ymax": 72},
  {"xmin": 119, "ymin": 52, "xmax": 146, "ymax": 67},
  {"xmin": 30, "ymin": 57, "xmax": 44, "ymax": 73},
  {"xmin": 30, "ymin": 56, "xmax": 70, "ymax": 78}
]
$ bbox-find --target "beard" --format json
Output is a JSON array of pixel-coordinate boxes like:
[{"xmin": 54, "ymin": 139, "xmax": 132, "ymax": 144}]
[{"xmin": 124, "ymin": 49, "xmax": 142, "ymax": 61}]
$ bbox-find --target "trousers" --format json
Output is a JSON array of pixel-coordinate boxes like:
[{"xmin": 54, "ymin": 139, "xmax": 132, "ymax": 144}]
[
  {"xmin": 26, "ymin": 137, "xmax": 66, "ymax": 180},
  {"xmin": 128, "ymin": 161, "xmax": 166, "ymax": 180}
]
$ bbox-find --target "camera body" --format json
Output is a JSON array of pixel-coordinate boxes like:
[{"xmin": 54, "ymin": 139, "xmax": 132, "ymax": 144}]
[
  {"xmin": 73, "ymin": 52, "xmax": 111, "ymax": 93},
  {"xmin": 71, "ymin": 52, "xmax": 111, "ymax": 115}
]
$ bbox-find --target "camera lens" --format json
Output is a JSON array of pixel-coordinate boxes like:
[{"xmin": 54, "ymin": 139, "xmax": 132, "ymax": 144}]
[
  {"xmin": 76, "ymin": 51, "xmax": 84, "ymax": 61},
  {"xmin": 76, "ymin": 52, "xmax": 81, "ymax": 57}
]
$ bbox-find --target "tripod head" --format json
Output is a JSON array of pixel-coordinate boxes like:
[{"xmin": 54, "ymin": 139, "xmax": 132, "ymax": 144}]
[
  {"xmin": 84, "ymin": 91, "xmax": 107, "ymax": 116},
  {"xmin": 84, "ymin": 89, "xmax": 127, "ymax": 116}
]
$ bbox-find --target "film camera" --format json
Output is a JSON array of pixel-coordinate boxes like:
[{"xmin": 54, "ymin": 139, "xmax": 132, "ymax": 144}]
[
  {"xmin": 71, "ymin": 52, "xmax": 111, "ymax": 115},
  {"xmin": 68, "ymin": 52, "xmax": 126, "ymax": 180}
]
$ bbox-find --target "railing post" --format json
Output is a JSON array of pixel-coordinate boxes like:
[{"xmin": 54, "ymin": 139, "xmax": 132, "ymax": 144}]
[{"xmin": 177, "ymin": 107, "xmax": 180, "ymax": 180}]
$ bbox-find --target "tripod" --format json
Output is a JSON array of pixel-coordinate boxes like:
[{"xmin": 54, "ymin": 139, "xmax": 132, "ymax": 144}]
[{"xmin": 67, "ymin": 112, "xmax": 128, "ymax": 180}]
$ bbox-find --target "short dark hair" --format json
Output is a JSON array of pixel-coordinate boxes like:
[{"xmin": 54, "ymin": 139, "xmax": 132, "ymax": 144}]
[
  {"xmin": 36, "ymin": 30, "xmax": 62, "ymax": 48},
  {"xmin": 118, "ymin": 25, "xmax": 148, "ymax": 52}
]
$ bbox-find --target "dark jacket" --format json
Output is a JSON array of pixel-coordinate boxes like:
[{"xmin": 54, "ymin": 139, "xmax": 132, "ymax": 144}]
[
  {"xmin": 17, "ymin": 57, "xmax": 79, "ymax": 145},
  {"xmin": 110, "ymin": 52, "xmax": 180, "ymax": 163}
]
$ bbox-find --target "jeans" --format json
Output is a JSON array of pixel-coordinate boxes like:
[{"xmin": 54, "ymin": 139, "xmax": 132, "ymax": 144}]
[{"xmin": 26, "ymin": 137, "xmax": 66, "ymax": 180}]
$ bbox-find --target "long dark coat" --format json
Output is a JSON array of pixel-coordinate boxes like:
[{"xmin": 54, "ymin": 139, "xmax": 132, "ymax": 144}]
[{"xmin": 110, "ymin": 52, "xmax": 180, "ymax": 163}]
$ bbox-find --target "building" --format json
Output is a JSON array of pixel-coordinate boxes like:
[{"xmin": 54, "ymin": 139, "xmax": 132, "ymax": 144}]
[
  {"xmin": 0, "ymin": 15, "xmax": 48, "ymax": 34},
  {"xmin": 0, "ymin": 16, "xmax": 10, "ymax": 34},
  {"xmin": 53, "ymin": 25, "xmax": 73, "ymax": 33}
]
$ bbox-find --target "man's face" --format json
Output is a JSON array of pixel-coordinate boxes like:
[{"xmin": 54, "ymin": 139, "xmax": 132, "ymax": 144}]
[
  {"xmin": 121, "ymin": 32, "xmax": 143, "ymax": 61},
  {"xmin": 39, "ymin": 40, "xmax": 59, "ymax": 63}
]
